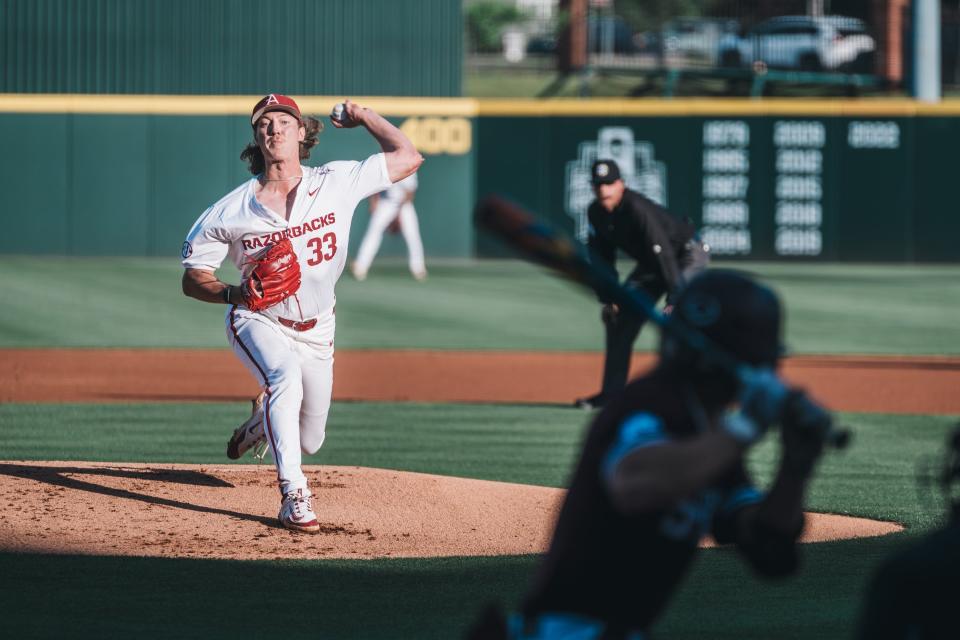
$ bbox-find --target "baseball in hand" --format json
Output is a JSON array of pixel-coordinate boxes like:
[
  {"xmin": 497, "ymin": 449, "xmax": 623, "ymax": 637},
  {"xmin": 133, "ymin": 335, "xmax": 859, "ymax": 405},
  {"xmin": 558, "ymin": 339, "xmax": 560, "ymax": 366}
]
[{"xmin": 331, "ymin": 103, "xmax": 346, "ymax": 122}]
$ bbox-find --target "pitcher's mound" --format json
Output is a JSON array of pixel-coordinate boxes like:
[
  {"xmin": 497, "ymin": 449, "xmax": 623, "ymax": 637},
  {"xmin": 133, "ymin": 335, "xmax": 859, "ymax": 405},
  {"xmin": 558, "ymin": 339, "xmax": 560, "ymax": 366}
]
[{"xmin": 0, "ymin": 462, "xmax": 902, "ymax": 560}]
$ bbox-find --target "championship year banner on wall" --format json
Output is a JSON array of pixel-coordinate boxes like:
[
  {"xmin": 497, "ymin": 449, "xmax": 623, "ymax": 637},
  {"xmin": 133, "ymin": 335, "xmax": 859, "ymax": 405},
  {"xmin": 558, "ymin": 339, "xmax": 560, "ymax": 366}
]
[{"xmin": 475, "ymin": 100, "xmax": 959, "ymax": 262}]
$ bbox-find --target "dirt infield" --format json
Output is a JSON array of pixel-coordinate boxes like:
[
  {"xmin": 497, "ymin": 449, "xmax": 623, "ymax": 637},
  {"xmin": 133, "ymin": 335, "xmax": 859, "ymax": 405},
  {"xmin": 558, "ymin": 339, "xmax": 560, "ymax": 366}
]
[
  {"xmin": 0, "ymin": 462, "xmax": 902, "ymax": 560},
  {"xmin": 2, "ymin": 349, "xmax": 958, "ymax": 414}
]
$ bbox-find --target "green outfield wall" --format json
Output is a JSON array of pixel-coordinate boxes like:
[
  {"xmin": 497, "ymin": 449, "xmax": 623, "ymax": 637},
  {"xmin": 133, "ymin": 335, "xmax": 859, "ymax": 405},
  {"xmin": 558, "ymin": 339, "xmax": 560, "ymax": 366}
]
[
  {"xmin": 0, "ymin": 96, "xmax": 475, "ymax": 259},
  {"xmin": 0, "ymin": 0, "xmax": 462, "ymax": 97},
  {"xmin": 1, "ymin": 96, "xmax": 959, "ymax": 262}
]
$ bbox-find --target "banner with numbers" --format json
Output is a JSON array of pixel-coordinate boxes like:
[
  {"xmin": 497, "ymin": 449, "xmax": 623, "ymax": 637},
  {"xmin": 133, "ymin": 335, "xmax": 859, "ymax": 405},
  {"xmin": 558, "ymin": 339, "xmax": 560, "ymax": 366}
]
[{"xmin": 476, "ymin": 108, "xmax": 955, "ymax": 262}]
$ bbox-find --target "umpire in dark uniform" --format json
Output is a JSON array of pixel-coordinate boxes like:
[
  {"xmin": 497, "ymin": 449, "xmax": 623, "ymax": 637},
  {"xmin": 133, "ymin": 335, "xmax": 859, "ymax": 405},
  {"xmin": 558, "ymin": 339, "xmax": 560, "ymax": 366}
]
[
  {"xmin": 576, "ymin": 159, "xmax": 709, "ymax": 410},
  {"xmin": 467, "ymin": 271, "xmax": 831, "ymax": 640}
]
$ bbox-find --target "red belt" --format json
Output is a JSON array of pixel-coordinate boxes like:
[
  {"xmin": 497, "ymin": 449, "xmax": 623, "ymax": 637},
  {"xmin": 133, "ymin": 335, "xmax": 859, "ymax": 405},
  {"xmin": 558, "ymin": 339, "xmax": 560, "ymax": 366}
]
[{"xmin": 277, "ymin": 317, "xmax": 317, "ymax": 332}]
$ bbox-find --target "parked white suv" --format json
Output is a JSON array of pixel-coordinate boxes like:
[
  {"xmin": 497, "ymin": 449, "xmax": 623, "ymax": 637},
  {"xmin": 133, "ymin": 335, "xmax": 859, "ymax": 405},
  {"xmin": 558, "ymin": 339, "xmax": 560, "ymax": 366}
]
[{"xmin": 717, "ymin": 15, "xmax": 875, "ymax": 72}]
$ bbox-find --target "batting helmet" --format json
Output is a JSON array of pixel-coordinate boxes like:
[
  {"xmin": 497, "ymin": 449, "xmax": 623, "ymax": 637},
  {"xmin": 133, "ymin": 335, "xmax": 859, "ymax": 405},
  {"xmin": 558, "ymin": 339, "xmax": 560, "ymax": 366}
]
[{"xmin": 661, "ymin": 269, "xmax": 783, "ymax": 373}]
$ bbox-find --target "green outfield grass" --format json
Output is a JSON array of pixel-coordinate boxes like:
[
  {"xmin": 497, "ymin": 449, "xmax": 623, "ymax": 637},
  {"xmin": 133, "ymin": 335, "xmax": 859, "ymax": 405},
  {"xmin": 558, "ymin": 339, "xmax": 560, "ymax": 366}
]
[
  {"xmin": 0, "ymin": 402, "xmax": 956, "ymax": 638},
  {"xmin": 465, "ymin": 69, "xmax": 649, "ymax": 98},
  {"xmin": 1, "ymin": 257, "xmax": 958, "ymax": 354}
]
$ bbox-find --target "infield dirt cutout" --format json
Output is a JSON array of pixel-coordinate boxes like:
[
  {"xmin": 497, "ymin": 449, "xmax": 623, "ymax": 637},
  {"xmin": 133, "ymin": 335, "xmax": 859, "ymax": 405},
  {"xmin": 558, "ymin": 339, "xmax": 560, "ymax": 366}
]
[
  {"xmin": 0, "ymin": 348, "xmax": 934, "ymax": 559},
  {"xmin": 3, "ymin": 349, "xmax": 959, "ymax": 414}
]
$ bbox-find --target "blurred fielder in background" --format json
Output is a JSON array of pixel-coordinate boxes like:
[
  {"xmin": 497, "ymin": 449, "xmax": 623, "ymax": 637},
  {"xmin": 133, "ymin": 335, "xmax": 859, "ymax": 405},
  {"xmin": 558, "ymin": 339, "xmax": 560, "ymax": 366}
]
[
  {"xmin": 576, "ymin": 159, "xmax": 709, "ymax": 410},
  {"xmin": 180, "ymin": 95, "xmax": 421, "ymax": 534},
  {"xmin": 471, "ymin": 270, "xmax": 831, "ymax": 639},
  {"xmin": 351, "ymin": 171, "xmax": 427, "ymax": 281}
]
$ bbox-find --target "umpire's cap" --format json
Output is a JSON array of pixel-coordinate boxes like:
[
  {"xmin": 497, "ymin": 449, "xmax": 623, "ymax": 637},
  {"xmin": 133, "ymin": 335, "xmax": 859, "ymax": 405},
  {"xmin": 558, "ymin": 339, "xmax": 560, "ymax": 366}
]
[
  {"xmin": 591, "ymin": 159, "xmax": 622, "ymax": 185},
  {"xmin": 666, "ymin": 269, "xmax": 783, "ymax": 369}
]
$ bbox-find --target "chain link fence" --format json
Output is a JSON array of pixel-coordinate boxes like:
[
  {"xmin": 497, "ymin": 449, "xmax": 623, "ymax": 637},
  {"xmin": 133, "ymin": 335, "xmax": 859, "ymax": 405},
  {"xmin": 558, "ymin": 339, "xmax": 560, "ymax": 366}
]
[{"xmin": 465, "ymin": 0, "xmax": 960, "ymax": 96}]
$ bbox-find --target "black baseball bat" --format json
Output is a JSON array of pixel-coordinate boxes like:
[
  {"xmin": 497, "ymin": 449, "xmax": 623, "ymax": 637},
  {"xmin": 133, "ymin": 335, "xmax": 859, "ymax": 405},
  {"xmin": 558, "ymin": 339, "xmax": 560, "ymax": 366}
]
[{"xmin": 474, "ymin": 194, "xmax": 850, "ymax": 450}]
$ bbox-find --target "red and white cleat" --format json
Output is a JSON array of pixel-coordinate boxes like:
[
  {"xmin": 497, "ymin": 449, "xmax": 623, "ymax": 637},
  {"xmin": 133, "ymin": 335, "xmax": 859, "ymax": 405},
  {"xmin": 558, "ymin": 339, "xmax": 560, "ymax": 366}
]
[{"xmin": 279, "ymin": 488, "xmax": 320, "ymax": 534}]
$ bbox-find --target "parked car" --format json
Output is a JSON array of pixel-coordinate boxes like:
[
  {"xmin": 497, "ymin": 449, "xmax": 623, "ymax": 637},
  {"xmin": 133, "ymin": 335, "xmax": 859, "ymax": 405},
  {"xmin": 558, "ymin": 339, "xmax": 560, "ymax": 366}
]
[
  {"xmin": 661, "ymin": 17, "xmax": 739, "ymax": 64},
  {"xmin": 526, "ymin": 33, "xmax": 556, "ymax": 54},
  {"xmin": 717, "ymin": 15, "xmax": 875, "ymax": 72}
]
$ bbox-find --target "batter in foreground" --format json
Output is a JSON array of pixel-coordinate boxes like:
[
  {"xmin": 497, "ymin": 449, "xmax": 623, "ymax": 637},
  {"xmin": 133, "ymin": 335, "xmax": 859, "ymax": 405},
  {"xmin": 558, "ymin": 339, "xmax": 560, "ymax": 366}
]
[
  {"xmin": 470, "ymin": 270, "xmax": 831, "ymax": 639},
  {"xmin": 180, "ymin": 94, "xmax": 421, "ymax": 533}
]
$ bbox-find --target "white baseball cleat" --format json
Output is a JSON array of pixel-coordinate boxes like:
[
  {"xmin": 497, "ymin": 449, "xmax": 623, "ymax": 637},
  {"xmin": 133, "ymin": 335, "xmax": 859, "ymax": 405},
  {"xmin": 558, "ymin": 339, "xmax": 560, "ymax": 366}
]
[
  {"xmin": 412, "ymin": 269, "xmax": 428, "ymax": 282},
  {"xmin": 227, "ymin": 391, "xmax": 268, "ymax": 460},
  {"xmin": 279, "ymin": 488, "xmax": 320, "ymax": 534}
]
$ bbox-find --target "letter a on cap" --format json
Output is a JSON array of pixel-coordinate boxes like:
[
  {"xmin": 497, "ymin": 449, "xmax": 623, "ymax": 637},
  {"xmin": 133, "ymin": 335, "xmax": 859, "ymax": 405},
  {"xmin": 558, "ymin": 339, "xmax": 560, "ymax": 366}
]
[{"xmin": 251, "ymin": 93, "xmax": 302, "ymax": 125}]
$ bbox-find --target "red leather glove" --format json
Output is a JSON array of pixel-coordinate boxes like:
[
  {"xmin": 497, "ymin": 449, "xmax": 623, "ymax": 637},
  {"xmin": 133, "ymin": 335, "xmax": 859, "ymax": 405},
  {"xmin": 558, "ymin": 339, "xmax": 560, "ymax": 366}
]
[{"xmin": 241, "ymin": 238, "xmax": 301, "ymax": 312}]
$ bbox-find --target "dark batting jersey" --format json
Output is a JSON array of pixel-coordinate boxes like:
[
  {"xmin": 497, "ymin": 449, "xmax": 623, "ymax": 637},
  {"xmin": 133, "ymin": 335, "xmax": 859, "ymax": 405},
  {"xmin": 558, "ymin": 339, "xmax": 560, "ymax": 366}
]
[
  {"xmin": 521, "ymin": 369, "xmax": 762, "ymax": 632},
  {"xmin": 857, "ymin": 516, "xmax": 960, "ymax": 639},
  {"xmin": 587, "ymin": 190, "xmax": 696, "ymax": 302}
]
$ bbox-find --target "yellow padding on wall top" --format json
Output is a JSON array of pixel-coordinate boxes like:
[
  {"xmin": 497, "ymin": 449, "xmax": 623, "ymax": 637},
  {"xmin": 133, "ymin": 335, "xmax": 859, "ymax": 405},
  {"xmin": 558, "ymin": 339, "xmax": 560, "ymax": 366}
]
[
  {"xmin": 0, "ymin": 94, "xmax": 478, "ymax": 117},
  {"xmin": 2, "ymin": 94, "xmax": 960, "ymax": 117}
]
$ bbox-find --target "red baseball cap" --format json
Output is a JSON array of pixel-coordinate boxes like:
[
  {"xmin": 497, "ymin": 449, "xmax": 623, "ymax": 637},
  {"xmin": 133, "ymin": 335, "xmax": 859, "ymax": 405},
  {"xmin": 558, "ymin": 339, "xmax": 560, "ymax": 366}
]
[{"xmin": 250, "ymin": 94, "xmax": 302, "ymax": 125}]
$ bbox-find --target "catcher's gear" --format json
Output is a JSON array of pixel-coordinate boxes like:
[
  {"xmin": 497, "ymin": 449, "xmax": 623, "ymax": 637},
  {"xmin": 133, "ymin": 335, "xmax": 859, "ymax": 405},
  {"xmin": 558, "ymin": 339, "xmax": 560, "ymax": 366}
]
[
  {"xmin": 227, "ymin": 391, "xmax": 268, "ymax": 461},
  {"xmin": 241, "ymin": 238, "xmax": 301, "ymax": 312}
]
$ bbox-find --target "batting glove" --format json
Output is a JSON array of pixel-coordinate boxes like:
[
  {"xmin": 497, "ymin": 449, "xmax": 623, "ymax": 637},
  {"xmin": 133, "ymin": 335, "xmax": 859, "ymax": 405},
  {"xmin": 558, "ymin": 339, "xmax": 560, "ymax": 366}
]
[
  {"xmin": 722, "ymin": 368, "xmax": 788, "ymax": 446},
  {"xmin": 780, "ymin": 391, "xmax": 831, "ymax": 477}
]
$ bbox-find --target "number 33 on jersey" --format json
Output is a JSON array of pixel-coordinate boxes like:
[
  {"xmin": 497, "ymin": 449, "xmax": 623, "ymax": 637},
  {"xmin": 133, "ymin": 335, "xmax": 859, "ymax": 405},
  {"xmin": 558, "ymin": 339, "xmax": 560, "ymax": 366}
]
[
  {"xmin": 242, "ymin": 215, "xmax": 338, "ymax": 266},
  {"xmin": 306, "ymin": 232, "xmax": 337, "ymax": 266}
]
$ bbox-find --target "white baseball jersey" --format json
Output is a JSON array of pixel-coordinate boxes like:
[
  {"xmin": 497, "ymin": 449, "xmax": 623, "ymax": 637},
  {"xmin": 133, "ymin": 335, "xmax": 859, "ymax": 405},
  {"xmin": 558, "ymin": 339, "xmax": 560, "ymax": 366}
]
[
  {"xmin": 379, "ymin": 171, "xmax": 417, "ymax": 203},
  {"xmin": 182, "ymin": 153, "xmax": 391, "ymax": 320}
]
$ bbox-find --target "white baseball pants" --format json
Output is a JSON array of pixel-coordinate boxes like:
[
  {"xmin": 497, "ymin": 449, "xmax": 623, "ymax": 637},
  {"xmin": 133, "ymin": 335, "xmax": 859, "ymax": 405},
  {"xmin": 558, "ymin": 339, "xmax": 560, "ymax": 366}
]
[
  {"xmin": 354, "ymin": 200, "xmax": 426, "ymax": 276},
  {"xmin": 226, "ymin": 306, "xmax": 335, "ymax": 496}
]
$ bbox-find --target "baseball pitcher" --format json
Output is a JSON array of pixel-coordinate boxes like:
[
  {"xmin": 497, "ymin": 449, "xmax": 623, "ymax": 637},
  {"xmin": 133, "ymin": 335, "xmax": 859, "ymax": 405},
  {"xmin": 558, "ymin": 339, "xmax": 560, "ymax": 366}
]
[{"xmin": 180, "ymin": 94, "xmax": 422, "ymax": 533}]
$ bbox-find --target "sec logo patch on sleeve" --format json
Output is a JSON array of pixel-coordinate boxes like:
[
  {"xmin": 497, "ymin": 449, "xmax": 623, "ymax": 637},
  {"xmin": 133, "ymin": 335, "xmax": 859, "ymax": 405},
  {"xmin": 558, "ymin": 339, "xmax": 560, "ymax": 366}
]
[{"xmin": 182, "ymin": 241, "xmax": 193, "ymax": 259}]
